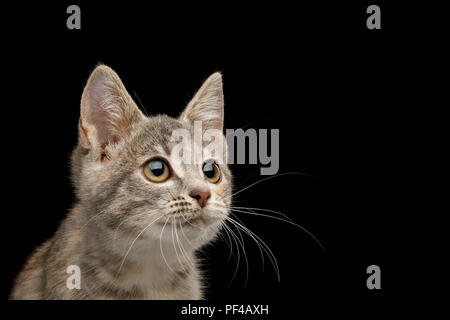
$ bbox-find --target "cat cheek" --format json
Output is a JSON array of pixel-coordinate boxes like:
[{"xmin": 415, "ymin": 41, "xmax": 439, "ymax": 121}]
[{"xmin": 214, "ymin": 184, "xmax": 230, "ymax": 199}]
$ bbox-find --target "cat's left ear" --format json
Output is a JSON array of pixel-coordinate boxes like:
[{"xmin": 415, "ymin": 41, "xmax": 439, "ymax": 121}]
[
  {"xmin": 179, "ymin": 72, "xmax": 224, "ymax": 132},
  {"xmin": 79, "ymin": 65, "xmax": 144, "ymax": 151}
]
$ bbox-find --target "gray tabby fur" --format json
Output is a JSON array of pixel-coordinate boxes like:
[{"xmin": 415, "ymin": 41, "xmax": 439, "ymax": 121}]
[{"xmin": 10, "ymin": 65, "xmax": 232, "ymax": 299}]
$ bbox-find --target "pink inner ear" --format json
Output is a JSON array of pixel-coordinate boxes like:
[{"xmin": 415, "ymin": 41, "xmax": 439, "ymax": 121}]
[
  {"xmin": 78, "ymin": 118, "xmax": 91, "ymax": 148},
  {"xmin": 80, "ymin": 65, "xmax": 143, "ymax": 151},
  {"xmin": 187, "ymin": 104, "xmax": 224, "ymax": 132},
  {"xmin": 181, "ymin": 72, "xmax": 224, "ymax": 132},
  {"xmin": 82, "ymin": 75, "xmax": 120, "ymax": 147},
  {"xmin": 203, "ymin": 117, "xmax": 223, "ymax": 132}
]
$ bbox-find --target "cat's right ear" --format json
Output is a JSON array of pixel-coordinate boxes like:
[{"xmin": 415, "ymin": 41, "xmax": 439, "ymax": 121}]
[
  {"xmin": 79, "ymin": 65, "xmax": 143, "ymax": 153},
  {"xmin": 179, "ymin": 72, "xmax": 224, "ymax": 132}
]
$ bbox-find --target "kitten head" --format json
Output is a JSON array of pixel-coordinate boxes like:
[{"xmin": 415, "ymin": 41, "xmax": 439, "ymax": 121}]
[{"xmin": 71, "ymin": 65, "xmax": 231, "ymax": 251}]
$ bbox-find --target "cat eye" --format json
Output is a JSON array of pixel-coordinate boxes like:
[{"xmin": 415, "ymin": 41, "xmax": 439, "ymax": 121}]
[
  {"xmin": 143, "ymin": 159, "xmax": 171, "ymax": 183},
  {"xmin": 202, "ymin": 161, "xmax": 221, "ymax": 184}
]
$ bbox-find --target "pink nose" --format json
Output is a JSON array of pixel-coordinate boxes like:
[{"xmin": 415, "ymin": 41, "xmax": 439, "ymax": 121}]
[{"xmin": 189, "ymin": 190, "xmax": 211, "ymax": 208}]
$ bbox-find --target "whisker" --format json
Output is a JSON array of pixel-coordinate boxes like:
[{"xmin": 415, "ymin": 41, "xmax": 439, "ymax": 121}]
[
  {"xmin": 231, "ymin": 213, "xmax": 266, "ymax": 275},
  {"xmin": 223, "ymin": 214, "xmax": 281, "ymax": 282},
  {"xmin": 80, "ymin": 212, "xmax": 103, "ymax": 230},
  {"xmin": 220, "ymin": 172, "xmax": 314, "ymax": 202},
  {"xmin": 221, "ymin": 222, "xmax": 242, "ymax": 287},
  {"xmin": 159, "ymin": 217, "xmax": 176, "ymax": 274},
  {"xmin": 113, "ymin": 213, "xmax": 147, "ymax": 243},
  {"xmin": 174, "ymin": 219, "xmax": 195, "ymax": 268},
  {"xmin": 171, "ymin": 217, "xmax": 183, "ymax": 266},
  {"xmin": 178, "ymin": 213, "xmax": 199, "ymax": 250},
  {"xmin": 229, "ymin": 218, "xmax": 250, "ymax": 287},
  {"xmin": 219, "ymin": 223, "xmax": 236, "ymax": 263},
  {"xmin": 215, "ymin": 204, "xmax": 293, "ymax": 222},
  {"xmin": 117, "ymin": 215, "xmax": 161, "ymax": 276},
  {"xmin": 225, "ymin": 118, "xmax": 269, "ymax": 137},
  {"xmin": 133, "ymin": 91, "xmax": 150, "ymax": 116},
  {"xmin": 167, "ymin": 189, "xmax": 177, "ymax": 201},
  {"xmin": 228, "ymin": 208, "xmax": 326, "ymax": 253}
]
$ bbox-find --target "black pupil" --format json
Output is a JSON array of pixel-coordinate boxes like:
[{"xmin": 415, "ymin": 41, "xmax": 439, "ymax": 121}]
[
  {"xmin": 203, "ymin": 162, "xmax": 216, "ymax": 179},
  {"xmin": 149, "ymin": 161, "xmax": 165, "ymax": 177}
]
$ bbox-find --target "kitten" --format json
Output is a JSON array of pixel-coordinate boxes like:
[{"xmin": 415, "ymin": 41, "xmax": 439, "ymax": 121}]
[{"xmin": 10, "ymin": 65, "xmax": 232, "ymax": 299}]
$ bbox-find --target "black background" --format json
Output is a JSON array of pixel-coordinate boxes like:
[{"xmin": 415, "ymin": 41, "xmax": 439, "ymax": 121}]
[{"xmin": 1, "ymin": 0, "xmax": 438, "ymax": 317}]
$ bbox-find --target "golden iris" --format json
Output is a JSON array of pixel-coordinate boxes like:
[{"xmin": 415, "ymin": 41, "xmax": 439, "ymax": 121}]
[
  {"xmin": 202, "ymin": 161, "xmax": 220, "ymax": 183},
  {"xmin": 144, "ymin": 159, "xmax": 170, "ymax": 182}
]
